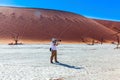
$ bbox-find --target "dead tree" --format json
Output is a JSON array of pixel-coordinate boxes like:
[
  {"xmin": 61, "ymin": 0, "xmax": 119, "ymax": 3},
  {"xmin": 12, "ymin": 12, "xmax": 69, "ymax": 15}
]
[
  {"xmin": 116, "ymin": 35, "xmax": 120, "ymax": 48},
  {"xmin": 11, "ymin": 34, "xmax": 20, "ymax": 45},
  {"xmin": 113, "ymin": 32, "xmax": 120, "ymax": 49},
  {"xmin": 100, "ymin": 37, "xmax": 104, "ymax": 44},
  {"xmin": 13, "ymin": 34, "xmax": 19, "ymax": 45},
  {"xmin": 92, "ymin": 39, "xmax": 95, "ymax": 45}
]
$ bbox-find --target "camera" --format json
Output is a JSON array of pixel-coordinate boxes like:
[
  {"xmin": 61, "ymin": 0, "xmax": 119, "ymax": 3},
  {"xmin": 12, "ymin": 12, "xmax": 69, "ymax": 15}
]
[
  {"xmin": 53, "ymin": 39, "xmax": 61, "ymax": 43},
  {"xmin": 55, "ymin": 40, "xmax": 61, "ymax": 42}
]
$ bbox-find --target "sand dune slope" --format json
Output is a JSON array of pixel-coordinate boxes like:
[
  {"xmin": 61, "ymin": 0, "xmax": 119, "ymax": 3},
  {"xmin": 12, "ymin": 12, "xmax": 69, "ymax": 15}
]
[
  {"xmin": 93, "ymin": 19, "xmax": 120, "ymax": 33},
  {"xmin": 0, "ymin": 7, "xmax": 116, "ymax": 43}
]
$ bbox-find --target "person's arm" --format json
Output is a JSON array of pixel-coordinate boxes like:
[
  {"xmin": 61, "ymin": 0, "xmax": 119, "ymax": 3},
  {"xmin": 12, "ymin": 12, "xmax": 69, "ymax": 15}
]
[
  {"xmin": 53, "ymin": 41, "xmax": 59, "ymax": 46},
  {"xmin": 55, "ymin": 42, "xmax": 59, "ymax": 46}
]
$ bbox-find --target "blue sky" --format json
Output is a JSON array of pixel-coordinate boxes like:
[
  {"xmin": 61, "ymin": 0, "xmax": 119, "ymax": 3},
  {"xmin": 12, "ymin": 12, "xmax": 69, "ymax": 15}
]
[{"xmin": 0, "ymin": 0, "xmax": 120, "ymax": 21}]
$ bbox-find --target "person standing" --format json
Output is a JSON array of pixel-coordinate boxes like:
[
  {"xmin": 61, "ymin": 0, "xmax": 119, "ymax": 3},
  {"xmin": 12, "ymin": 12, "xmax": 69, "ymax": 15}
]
[{"xmin": 50, "ymin": 38, "xmax": 61, "ymax": 63}]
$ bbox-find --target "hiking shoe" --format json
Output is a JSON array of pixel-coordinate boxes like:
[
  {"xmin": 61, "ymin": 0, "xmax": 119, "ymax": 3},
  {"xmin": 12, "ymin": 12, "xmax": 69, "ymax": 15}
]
[
  {"xmin": 55, "ymin": 61, "xmax": 59, "ymax": 63},
  {"xmin": 51, "ymin": 61, "xmax": 53, "ymax": 64}
]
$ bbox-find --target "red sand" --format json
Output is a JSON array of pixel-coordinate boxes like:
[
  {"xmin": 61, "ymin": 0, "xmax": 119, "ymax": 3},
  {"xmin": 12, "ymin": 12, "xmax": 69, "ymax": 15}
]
[
  {"xmin": 0, "ymin": 6, "xmax": 118, "ymax": 44},
  {"xmin": 92, "ymin": 19, "xmax": 120, "ymax": 33}
]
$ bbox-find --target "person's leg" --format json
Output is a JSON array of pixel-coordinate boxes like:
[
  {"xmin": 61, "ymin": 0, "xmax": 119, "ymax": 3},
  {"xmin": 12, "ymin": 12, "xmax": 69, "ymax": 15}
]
[
  {"xmin": 50, "ymin": 50, "xmax": 56, "ymax": 63},
  {"xmin": 50, "ymin": 51, "xmax": 54, "ymax": 63},
  {"xmin": 54, "ymin": 50, "xmax": 58, "ymax": 62}
]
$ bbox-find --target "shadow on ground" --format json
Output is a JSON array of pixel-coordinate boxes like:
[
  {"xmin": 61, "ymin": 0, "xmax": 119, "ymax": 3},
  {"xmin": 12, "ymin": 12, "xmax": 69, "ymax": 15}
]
[{"xmin": 54, "ymin": 62, "xmax": 84, "ymax": 70}]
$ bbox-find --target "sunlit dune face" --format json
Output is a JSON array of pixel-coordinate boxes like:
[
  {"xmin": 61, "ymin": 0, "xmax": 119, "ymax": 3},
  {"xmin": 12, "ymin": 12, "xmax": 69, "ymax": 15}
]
[
  {"xmin": 93, "ymin": 19, "xmax": 120, "ymax": 33},
  {"xmin": 34, "ymin": 10, "xmax": 41, "ymax": 18},
  {"xmin": 0, "ymin": 7, "xmax": 118, "ymax": 44}
]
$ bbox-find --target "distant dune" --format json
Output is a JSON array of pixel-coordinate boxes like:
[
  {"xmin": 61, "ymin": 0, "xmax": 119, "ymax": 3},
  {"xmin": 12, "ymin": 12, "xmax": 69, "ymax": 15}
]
[
  {"xmin": 93, "ymin": 19, "xmax": 120, "ymax": 33},
  {"xmin": 0, "ymin": 6, "xmax": 118, "ymax": 44}
]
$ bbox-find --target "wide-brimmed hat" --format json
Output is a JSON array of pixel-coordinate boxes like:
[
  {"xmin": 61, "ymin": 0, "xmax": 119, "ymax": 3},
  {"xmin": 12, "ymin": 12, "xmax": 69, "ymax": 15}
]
[{"xmin": 52, "ymin": 38, "xmax": 56, "ymax": 41}]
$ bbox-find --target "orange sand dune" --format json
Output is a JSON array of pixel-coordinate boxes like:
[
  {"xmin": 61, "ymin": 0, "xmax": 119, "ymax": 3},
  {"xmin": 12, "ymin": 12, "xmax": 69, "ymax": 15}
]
[
  {"xmin": 0, "ymin": 6, "xmax": 117, "ymax": 44},
  {"xmin": 93, "ymin": 19, "xmax": 120, "ymax": 33}
]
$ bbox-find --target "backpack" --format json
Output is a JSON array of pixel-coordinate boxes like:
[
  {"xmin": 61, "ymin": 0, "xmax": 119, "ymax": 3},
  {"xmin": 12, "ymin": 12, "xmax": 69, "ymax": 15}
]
[{"xmin": 50, "ymin": 48, "xmax": 52, "ymax": 51}]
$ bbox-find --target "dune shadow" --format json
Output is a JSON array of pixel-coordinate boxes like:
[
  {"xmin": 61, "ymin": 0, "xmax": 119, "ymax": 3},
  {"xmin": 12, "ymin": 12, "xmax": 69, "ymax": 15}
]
[{"xmin": 54, "ymin": 62, "xmax": 84, "ymax": 70}]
